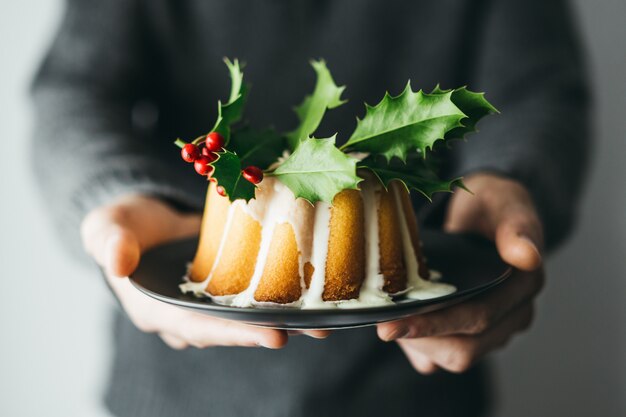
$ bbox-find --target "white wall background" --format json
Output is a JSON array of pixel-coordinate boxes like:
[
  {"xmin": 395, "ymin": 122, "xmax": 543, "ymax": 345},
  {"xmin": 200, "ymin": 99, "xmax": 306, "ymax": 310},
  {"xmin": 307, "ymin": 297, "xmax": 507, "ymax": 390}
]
[
  {"xmin": 0, "ymin": 1, "xmax": 623, "ymax": 416},
  {"xmin": 0, "ymin": 2, "xmax": 112, "ymax": 416}
]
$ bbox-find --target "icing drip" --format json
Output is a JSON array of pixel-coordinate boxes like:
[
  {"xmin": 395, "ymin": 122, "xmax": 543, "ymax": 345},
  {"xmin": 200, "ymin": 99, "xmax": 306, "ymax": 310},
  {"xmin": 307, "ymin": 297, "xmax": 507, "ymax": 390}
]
[
  {"xmin": 284, "ymin": 197, "xmax": 315, "ymax": 292},
  {"xmin": 179, "ymin": 200, "xmax": 241, "ymax": 296},
  {"xmin": 228, "ymin": 224, "xmax": 275, "ymax": 307},
  {"xmin": 301, "ymin": 201, "xmax": 332, "ymax": 308},
  {"xmin": 391, "ymin": 184, "xmax": 456, "ymax": 300}
]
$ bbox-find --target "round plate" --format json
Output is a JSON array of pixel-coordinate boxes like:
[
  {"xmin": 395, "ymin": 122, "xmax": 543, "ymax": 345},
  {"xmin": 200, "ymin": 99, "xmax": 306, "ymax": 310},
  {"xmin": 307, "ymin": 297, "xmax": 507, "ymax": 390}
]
[{"xmin": 130, "ymin": 230, "xmax": 511, "ymax": 329}]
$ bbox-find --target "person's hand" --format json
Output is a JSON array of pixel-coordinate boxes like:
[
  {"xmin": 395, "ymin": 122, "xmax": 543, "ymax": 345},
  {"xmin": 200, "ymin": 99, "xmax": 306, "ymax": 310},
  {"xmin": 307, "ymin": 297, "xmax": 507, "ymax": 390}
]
[
  {"xmin": 81, "ymin": 194, "xmax": 328, "ymax": 350},
  {"xmin": 377, "ymin": 174, "xmax": 545, "ymax": 373}
]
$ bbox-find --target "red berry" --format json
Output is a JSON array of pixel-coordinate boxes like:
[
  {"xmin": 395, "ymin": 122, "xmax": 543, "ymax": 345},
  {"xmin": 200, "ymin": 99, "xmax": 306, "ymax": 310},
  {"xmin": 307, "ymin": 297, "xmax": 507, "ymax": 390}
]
[
  {"xmin": 181, "ymin": 143, "xmax": 199, "ymax": 163},
  {"xmin": 216, "ymin": 185, "xmax": 227, "ymax": 197},
  {"xmin": 205, "ymin": 132, "xmax": 225, "ymax": 152},
  {"xmin": 201, "ymin": 147, "xmax": 218, "ymax": 162},
  {"xmin": 242, "ymin": 166, "xmax": 263, "ymax": 184},
  {"xmin": 194, "ymin": 156, "xmax": 213, "ymax": 176}
]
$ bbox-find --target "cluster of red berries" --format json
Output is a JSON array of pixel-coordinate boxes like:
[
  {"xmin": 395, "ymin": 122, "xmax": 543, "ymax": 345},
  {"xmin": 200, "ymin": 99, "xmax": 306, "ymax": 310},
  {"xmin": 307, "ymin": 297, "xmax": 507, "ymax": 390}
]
[
  {"xmin": 180, "ymin": 131, "xmax": 264, "ymax": 196},
  {"xmin": 181, "ymin": 132, "xmax": 223, "ymax": 175}
]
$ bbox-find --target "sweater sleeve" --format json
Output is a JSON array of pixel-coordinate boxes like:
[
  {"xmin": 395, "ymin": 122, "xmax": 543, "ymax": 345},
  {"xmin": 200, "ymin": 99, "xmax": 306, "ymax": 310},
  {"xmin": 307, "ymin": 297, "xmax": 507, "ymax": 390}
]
[
  {"xmin": 30, "ymin": 0, "xmax": 204, "ymax": 260},
  {"xmin": 450, "ymin": 0, "xmax": 591, "ymax": 249}
]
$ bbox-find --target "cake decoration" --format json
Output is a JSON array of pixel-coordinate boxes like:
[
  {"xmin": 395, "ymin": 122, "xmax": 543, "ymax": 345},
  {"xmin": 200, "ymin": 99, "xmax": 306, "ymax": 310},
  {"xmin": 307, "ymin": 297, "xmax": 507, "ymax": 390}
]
[{"xmin": 174, "ymin": 59, "xmax": 497, "ymax": 309}]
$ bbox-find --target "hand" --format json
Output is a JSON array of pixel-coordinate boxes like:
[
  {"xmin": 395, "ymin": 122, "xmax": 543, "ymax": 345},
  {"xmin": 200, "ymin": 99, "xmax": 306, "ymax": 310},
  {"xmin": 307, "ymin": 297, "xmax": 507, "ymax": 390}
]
[
  {"xmin": 82, "ymin": 195, "xmax": 329, "ymax": 349},
  {"xmin": 377, "ymin": 174, "xmax": 545, "ymax": 373}
]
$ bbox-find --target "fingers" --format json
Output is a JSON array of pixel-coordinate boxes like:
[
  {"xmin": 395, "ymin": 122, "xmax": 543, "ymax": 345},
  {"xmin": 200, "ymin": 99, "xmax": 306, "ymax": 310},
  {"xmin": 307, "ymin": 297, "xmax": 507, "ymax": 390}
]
[
  {"xmin": 378, "ymin": 269, "xmax": 544, "ymax": 341},
  {"xmin": 159, "ymin": 333, "xmax": 189, "ymax": 350},
  {"xmin": 160, "ymin": 321, "xmax": 287, "ymax": 350},
  {"xmin": 288, "ymin": 330, "xmax": 332, "ymax": 339},
  {"xmin": 81, "ymin": 195, "xmax": 201, "ymax": 277},
  {"xmin": 172, "ymin": 313, "xmax": 289, "ymax": 349},
  {"xmin": 399, "ymin": 303, "xmax": 534, "ymax": 374},
  {"xmin": 82, "ymin": 208, "xmax": 142, "ymax": 276},
  {"xmin": 396, "ymin": 342, "xmax": 439, "ymax": 375},
  {"xmin": 109, "ymin": 276, "xmax": 288, "ymax": 349},
  {"xmin": 444, "ymin": 174, "xmax": 544, "ymax": 271},
  {"xmin": 493, "ymin": 204, "xmax": 543, "ymax": 271},
  {"xmin": 104, "ymin": 228, "xmax": 141, "ymax": 277},
  {"xmin": 84, "ymin": 215, "xmax": 142, "ymax": 277}
]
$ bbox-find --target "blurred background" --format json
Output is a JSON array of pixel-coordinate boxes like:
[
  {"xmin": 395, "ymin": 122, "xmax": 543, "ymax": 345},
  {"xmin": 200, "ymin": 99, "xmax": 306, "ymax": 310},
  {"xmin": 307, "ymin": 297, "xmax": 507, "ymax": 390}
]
[{"xmin": 0, "ymin": 1, "xmax": 623, "ymax": 416}]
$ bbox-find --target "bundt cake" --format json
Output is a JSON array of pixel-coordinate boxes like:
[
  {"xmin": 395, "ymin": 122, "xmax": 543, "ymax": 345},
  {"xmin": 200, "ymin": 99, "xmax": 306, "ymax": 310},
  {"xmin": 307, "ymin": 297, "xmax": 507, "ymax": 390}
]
[
  {"xmin": 181, "ymin": 174, "xmax": 440, "ymax": 308},
  {"xmin": 175, "ymin": 58, "xmax": 496, "ymax": 308}
]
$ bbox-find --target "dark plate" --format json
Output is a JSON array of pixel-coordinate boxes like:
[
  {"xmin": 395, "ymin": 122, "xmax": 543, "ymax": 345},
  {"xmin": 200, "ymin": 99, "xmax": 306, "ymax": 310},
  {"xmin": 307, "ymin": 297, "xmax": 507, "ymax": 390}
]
[{"xmin": 130, "ymin": 230, "xmax": 511, "ymax": 329}]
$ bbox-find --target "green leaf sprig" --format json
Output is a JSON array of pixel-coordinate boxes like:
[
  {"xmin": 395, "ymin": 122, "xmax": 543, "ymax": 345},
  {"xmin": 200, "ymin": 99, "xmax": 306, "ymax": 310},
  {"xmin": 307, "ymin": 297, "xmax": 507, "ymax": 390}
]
[
  {"xmin": 174, "ymin": 59, "xmax": 497, "ymax": 204},
  {"xmin": 285, "ymin": 60, "xmax": 347, "ymax": 151},
  {"xmin": 272, "ymin": 136, "xmax": 361, "ymax": 203},
  {"xmin": 173, "ymin": 58, "xmax": 247, "ymax": 149}
]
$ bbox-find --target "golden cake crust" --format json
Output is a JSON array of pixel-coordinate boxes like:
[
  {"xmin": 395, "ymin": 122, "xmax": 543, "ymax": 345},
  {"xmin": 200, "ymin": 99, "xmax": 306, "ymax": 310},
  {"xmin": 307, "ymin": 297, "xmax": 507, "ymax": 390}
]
[
  {"xmin": 254, "ymin": 223, "xmax": 302, "ymax": 303},
  {"xmin": 378, "ymin": 185, "xmax": 408, "ymax": 294},
  {"xmin": 206, "ymin": 205, "xmax": 262, "ymax": 296},
  {"xmin": 189, "ymin": 182, "xmax": 231, "ymax": 282},
  {"xmin": 322, "ymin": 189, "xmax": 365, "ymax": 301}
]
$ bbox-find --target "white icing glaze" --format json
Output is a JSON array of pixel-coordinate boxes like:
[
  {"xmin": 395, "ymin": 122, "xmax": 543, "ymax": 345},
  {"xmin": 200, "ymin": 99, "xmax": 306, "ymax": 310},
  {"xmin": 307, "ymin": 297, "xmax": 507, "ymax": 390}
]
[
  {"xmin": 405, "ymin": 282, "xmax": 456, "ymax": 300},
  {"xmin": 179, "ymin": 263, "xmax": 205, "ymax": 295},
  {"xmin": 179, "ymin": 199, "xmax": 241, "ymax": 296},
  {"xmin": 300, "ymin": 201, "xmax": 332, "ymax": 309},
  {"xmin": 267, "ymin": 150, "xmax": 292, "ymax": 171},
  {"xmin": 347, "ymin": 177, "xmax": 392, "ymax": 307},
  {"xmin": 181, "ymin": 177, "xmax": 456, "ymax": 308},
  {"xmin": 228, "ymin": 221, "xmax": 276, "ymax": 307},
  {"xmin": 284, "ymin": 195, "xmax": 315, "ymax": 291},
  {"xmin": 391, "ymin": 184, "xmax": 456, "ymax": 300},
  {"xmin": 429, "ymin": 269, "xmax": 443, "ymax": 281}
]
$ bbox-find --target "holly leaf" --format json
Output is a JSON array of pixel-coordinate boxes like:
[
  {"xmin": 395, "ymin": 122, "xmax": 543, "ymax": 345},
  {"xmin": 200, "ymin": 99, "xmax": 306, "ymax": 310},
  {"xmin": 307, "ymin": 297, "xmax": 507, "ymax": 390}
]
[
  {"xmin": 286, "ymin": 60, "xmax": 347, "ymax": 151},
  {"xmin": 211, "ymin": 58, "xmax": 248, "ymax": 143},
  {"xmin": 359, "ymin": 154, "xmax": 466, "ymax": 201},
  {"xmin": 272, "ymin": 136, "xmax": 361, "ymax": 203},
  {"xmin": 432, "ymin": 85, "xmax": 499, "ymax": 140},
  {"xmin": 228, "ymin": 126, "xmax": 286, "ymax": 169},
  {"xmin": 210, "ymin": 150, "xmax": 256, "ymax": 202},
  {"xmin": 341, "ymin": 82, "xmax": 467, "ymax": 161}
]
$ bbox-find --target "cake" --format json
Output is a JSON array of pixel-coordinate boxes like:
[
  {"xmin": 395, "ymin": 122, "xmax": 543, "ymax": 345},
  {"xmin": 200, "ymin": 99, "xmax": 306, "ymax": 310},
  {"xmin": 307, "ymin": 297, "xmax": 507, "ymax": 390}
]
[
  {"xmin": 175, "ymin": 59, "xmax": 496, "ymax": 308},
  {"xmin": 182, "ymin": 174, "xmax": 435, "ymax": 308}
]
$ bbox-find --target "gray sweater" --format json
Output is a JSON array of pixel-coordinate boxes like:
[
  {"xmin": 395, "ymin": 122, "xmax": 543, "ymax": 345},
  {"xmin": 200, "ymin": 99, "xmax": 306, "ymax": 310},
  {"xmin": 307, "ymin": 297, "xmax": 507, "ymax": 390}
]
[{"xmin": 31, "ymin": 0, "xmax": 589, "ymax": 416}]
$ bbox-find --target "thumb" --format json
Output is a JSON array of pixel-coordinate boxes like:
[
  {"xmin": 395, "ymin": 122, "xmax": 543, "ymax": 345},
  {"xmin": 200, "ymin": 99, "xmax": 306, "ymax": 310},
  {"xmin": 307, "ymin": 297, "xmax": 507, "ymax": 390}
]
[
  {"xmin": 81, "ymin": 207, "xmax": 141, "ymax": 277},
  {"xmin": 444, "ymin": 174, "xmax": 544, "ymax": 272},
  {"xmin": 493, "ymin": 204, "xmax": 543, "ymax": 272},
  {"xmin": 81, "ymin": 195, "xmax": 202, "ymax": 277},
  {"xmin": 103, "ymin": 227, "xmax": 142, "ymax": 277}
]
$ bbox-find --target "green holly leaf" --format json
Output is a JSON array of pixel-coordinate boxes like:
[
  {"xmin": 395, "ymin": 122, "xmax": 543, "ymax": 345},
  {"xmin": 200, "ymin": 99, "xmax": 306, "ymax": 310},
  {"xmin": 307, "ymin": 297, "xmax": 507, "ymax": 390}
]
[
  {"xmin": 210, "ymin": 150, "xmax": 256, "ymax": 202},
  {"xmin": 211, "ymin": 58, "xmax": 248, "ymax": 143},
  {"xmin": 272, "ymin": 136, "xmax": 361, "ymax": 203},
  {"xmin": 359, "ymin": 154, "xmax": 466, "ymax": 201},
  {"xmin": 286, "ymin": 60, "xmax": 347, "ymax": 151},
  {"xmin": 432, "ymin": 85, "xmax": 499, "ymax": 140},
  {"xmin": 341, "ymin": 82, "xmax": 467, "ymax": 161},
  {"xmin": 228, "ymin": 126, "xmax": 286, "ymax": 169}
]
